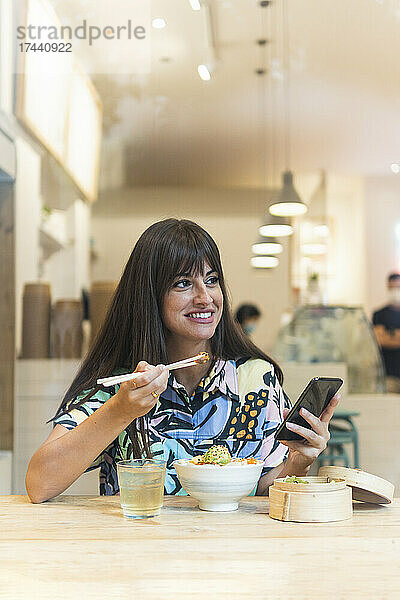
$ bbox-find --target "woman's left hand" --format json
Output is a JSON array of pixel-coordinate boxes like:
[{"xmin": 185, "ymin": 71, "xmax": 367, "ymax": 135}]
[{"xmin": 279, "ymin": 395, "xmax": 340, "ymax": 473}]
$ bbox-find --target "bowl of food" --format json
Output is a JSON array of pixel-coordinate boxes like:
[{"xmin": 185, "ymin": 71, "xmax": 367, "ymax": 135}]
[{"xmin": 173, "ymin": 445, "xmax": 264, "ymax": 511}]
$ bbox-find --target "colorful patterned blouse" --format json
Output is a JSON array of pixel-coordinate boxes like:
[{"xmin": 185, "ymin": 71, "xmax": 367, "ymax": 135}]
[{"xmin": 54, "ymin": 357, "xmax": 290, "ymax": 495}]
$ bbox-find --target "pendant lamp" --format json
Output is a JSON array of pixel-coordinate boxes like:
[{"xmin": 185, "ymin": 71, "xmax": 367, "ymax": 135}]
[
  {"xmin": 251, "ymin": 25, "xmax": 282, "ymax": 269},
  {"xmin": 252, "ymin": 237, "xmax": 283, "ymax": 255},
  {"xmin": 251, "ymin": 256, "xmax": 279, "ymax": 269},
  {"xmin": 269, "ymin": 170, "xmax": 307, "ymax": 216},
  {"xmin": 259, "ymin": 212, "xmax": 293, "ymax": 237},
  {"xmin": 269, "ymin": 1, "xmax": 307, "ymax": 219}
]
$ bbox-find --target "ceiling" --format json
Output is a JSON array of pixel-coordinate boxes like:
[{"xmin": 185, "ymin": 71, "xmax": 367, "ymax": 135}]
[{"xmin": 52, "ymin": 0, "xmax": 400, "ymax": 189}]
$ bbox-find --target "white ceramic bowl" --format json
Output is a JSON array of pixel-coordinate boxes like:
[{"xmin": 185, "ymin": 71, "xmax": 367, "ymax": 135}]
[{"xmin": 173, "ymin": 459, "xmax": 264, "ymax": 512}]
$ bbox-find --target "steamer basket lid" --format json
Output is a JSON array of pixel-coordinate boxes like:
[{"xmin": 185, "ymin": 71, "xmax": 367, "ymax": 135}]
[{"xmin": 318, "ymin": 466, "xmax": 394, "ymax": 504}]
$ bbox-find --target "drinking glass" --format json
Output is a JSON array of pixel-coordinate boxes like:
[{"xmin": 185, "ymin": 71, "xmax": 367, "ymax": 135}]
[{"xmin": 117, "ymin": 459, "xmax": 166, "ymax": 519}]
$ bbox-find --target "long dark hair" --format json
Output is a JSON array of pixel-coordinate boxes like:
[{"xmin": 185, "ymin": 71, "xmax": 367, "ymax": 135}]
[{"xmin": 53, "ymin": 219, "xmax": 283, "ymax": 456}]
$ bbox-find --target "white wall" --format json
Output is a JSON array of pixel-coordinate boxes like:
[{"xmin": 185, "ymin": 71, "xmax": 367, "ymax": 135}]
[
  {"xmin": 326, "ymin": 175, "xmax": 367, "ymax": 306},
  {"xmin": 91, "ymin": 186, "xmax": 290, "ymax": 352},
  {"xmin": 0, "ymin": 0, "xmax": 13, "ymax": 114},
  {"xmin": 15, "ymin": 136, "xmax": 92, "ymax": 354},
  {"xmin": 14, "ymin": 137, "xmax": 42, "ymax": 355},
  {"xmin": 364, "ymin": 176, "xmax": 400, "ymax": 318},
  {"xmin": 14, "ymin": 360, "xmax": 98, "ymax": 495},
  {"xmin": 44, "ymin": 199, "xmax": 91, "ymax": 300},
  {"xmin": 293, "ymin": 174, "xmax": 399, "ymax": 318}
]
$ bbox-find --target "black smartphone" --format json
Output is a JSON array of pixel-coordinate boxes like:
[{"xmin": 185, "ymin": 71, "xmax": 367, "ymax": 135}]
[{"xmin": 275, "ymin": 377, "xmax": 343, "ymax": 442}]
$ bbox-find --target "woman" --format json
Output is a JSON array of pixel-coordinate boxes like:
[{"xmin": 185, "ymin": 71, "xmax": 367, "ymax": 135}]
[{"xmin": 26, "ymin": 219, "xmax": 337, "ymax": 502}]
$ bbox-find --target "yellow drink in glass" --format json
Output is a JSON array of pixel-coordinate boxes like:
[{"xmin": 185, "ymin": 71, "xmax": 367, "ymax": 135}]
[{"xmin": 117, "ymin": 459, "xmax": 166, "ymax": 519}]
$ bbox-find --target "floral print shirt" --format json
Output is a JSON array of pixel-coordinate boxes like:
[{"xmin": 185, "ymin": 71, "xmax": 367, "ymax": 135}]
[{"xmin": 54, "ymin": 358, "xmax": 290, "ymax": 495}]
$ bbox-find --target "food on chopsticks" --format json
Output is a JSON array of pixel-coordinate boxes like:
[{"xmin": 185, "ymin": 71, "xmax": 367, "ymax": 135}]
[
  {"xmin": 194, "ymin": 352, "xmax": 210, "ymax": 364},
  {"xmin": 188, "ymin": 445, "xmax": 259, "ymax": 466},
  {"xmin": 98, "ymin": 352, "xmax": 210, "ymax": 387}
]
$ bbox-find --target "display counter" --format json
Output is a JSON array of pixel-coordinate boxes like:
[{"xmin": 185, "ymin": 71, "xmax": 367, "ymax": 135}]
[{"xmin": 275, "ymin": 305, "xmax": 385, "ymax": 393}]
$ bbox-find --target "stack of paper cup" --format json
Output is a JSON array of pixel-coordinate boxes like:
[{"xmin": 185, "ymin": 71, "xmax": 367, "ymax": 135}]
[
  {"xmin": 52, "ymin": 300, "xmax": 83, "ymax": 358},
  {"xmin": 21, "ymin": 283, "xmax": 51, "ymax": 358},
  {"xmin": 90, "ymin": 281, "xmax": 117, "ymax": 344}
]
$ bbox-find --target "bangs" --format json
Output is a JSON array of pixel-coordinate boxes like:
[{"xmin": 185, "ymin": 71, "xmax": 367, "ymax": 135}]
[
  {"xmin": 170, "ymin": 238, "xmax": 220, "ymax": 280},
  {"xmin": 174, "ymin": 248, "xmax": 218, "ymax": 278},
  {"xmin": 156, "ymin": 222, "xmax": 223, "ymax": 290}
]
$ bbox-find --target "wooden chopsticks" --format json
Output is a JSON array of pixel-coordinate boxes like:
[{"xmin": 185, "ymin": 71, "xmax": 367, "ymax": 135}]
[{"xmin": 97, "ymin": 352, "xmax": 210, "ymax": 388}]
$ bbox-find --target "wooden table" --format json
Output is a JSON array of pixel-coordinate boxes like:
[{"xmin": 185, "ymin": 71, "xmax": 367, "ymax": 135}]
[{"xmin": 1, "ymin": 495, "xmax": 399, "ymax": 599}]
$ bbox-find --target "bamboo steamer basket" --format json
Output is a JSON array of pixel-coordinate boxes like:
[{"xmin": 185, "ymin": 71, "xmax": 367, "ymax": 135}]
[
  {"xmin": 318, "ymin": 466, "xmax": 394, "ymax": 504},
  {"xmin": 269, "ymin": 476, "xmax": 353, "ymax": 523}
]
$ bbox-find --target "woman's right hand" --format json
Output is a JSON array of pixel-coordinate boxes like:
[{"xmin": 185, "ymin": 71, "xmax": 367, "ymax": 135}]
[{"xmin": 114, "ymin": 361, "xmax": 169, "ymax": 419}]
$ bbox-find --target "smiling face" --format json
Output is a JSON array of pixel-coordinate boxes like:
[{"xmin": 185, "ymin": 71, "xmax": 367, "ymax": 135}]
[{"xmin": 162, "ymin": 262, "xmax": 223, "ymax": 347}]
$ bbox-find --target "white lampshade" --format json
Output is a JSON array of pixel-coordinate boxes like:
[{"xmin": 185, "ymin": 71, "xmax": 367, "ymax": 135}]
[
  {"xmin": 259, "ymin": 213, "xmax": 293, "ymax": 238},
  {"xmin": 259, "ymin": 224, "xmax": 293, "ymax": 237},
  {"xmin": 251, "ymin": 256, "xmax": 279, "ymax": 269},
  {"xmin": 269, "ymin": 171, "xmax": 308, "ymax": 217},
  {"xmin": 252, "ymin": 238, "xmax": 283, "ymax": 255}
]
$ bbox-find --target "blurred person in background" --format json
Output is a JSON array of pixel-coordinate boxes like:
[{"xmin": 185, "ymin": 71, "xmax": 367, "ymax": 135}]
[
  {"xmin": 235, "ymin": 304, "xmax": 261, "ymax": 336},
  {"xmin": 373, "ymin": 273, "xmax": 400, "ymax": 393}
]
